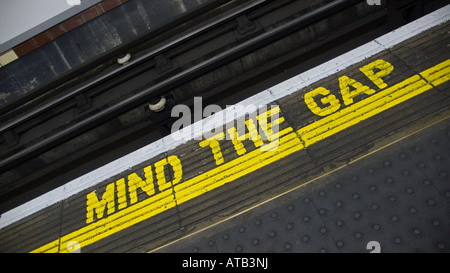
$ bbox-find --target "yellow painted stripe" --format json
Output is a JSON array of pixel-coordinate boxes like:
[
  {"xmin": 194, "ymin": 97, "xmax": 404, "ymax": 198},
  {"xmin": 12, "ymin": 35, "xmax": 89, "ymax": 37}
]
[
  {"xmin": 31, "ymin": 58, "xmax": 449, "ymax": 253},
  {"xmin": 298, "ymin": 75, "xmax": 432, "ymax": 146},
  {"xmin": 420, "ymin": 58, "xmax": 450, "ymax": 86},
  {"xmin": 32, "ymin": 128, "xmax": 299, "ymax": 253},
  {"xmin": 173, "ymin": 132, "xmax": 303, "ymax": 205},
  {"xmin": 32, "ymin": 189, "xmax": 176, "ymax": 253}
]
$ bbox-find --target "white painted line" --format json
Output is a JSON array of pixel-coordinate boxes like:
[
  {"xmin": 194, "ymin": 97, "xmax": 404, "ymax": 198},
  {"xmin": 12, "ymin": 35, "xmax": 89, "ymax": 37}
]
[{"xmin": 1, "ymin": 4, "xmax": 449, "ymax": 230}]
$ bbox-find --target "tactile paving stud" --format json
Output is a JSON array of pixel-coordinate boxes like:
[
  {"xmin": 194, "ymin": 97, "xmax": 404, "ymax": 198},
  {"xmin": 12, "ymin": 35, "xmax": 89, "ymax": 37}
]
[
  {"xmin": 235, "ymin": 245, "xmax": 243, "ymax": 252},
  {"xmin": 409, "ymin": 207, "xmax": 418, "ymax": 214},
  {"xmin": 423, "ymin": 179, "xmax": 432, "ymax": 186},
  {"xmin": 391, "ymin": 215, "xmax": 400, "ymax": 223},
  {"xmin": 394, "ymin": 236, "xmax": 402, "ymax": 244},
  {"xmin": 437, "ymin": 242, "xmax": 446, "ymax": 250},
  {"xmin": 286, "ymin": 223, "xmax": 294, "ymax": 230},
  {"xmin": 302, "ymin": 235, "xmax": 310, "ymax": 242},
  {"xmin": 417, "ymin": 162, "xmax": 426, "ymax": 169},
  {"xmin": 285, "ymin": 243, "xmax": 292, "ymax": 251},
  {"xmin": 432, "ymin": 219, "xmax": 440, "ymax": 227}
]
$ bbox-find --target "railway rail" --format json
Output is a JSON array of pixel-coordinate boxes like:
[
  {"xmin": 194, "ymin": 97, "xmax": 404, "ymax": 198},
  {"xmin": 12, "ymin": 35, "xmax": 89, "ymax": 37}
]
[
  {"xmin": 0, "ymin": 1, "xmax": 449, "ymax": 253},
  {"xmin": 0, "ymin": 0, "xmax": 446, "ymax": 215}
]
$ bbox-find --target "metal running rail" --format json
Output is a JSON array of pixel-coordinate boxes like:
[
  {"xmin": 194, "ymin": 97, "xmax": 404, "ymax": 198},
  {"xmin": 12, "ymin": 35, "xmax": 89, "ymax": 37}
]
[
  {"xmin": 0, "ymin": 0, "xmax": 267, "ymax": 133},
  {"xmin": 0, "ymin": 0, "xmax": 362, "ymax": 173}
]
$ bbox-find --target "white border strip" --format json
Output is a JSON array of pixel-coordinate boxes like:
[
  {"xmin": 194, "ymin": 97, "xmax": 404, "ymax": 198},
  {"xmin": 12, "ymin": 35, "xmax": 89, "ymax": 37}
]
[{"xmin": 1, "ymin": 4, "xmax": 449, "ymax": 230}]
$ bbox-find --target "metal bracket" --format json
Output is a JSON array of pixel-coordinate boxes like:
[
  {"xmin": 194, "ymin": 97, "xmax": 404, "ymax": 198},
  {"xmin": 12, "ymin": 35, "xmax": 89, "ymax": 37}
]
[
  {"xmin": 154, "ymin": 54, "xmax": 173, "ymax": 74},
  {"xmin": 236, "ymin": 15, "xmax": 256, "ymax": 35},
  {"xmin": 3, "ymin": 130, "xmax": 19, "ymax": 148},
  {"xmin": 75, "ymin": 93, "xmax": 92, "ymax": 113},
  {"xmin": 234, "ymin": 15, "xmax": 263, "ymax": 41}
]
